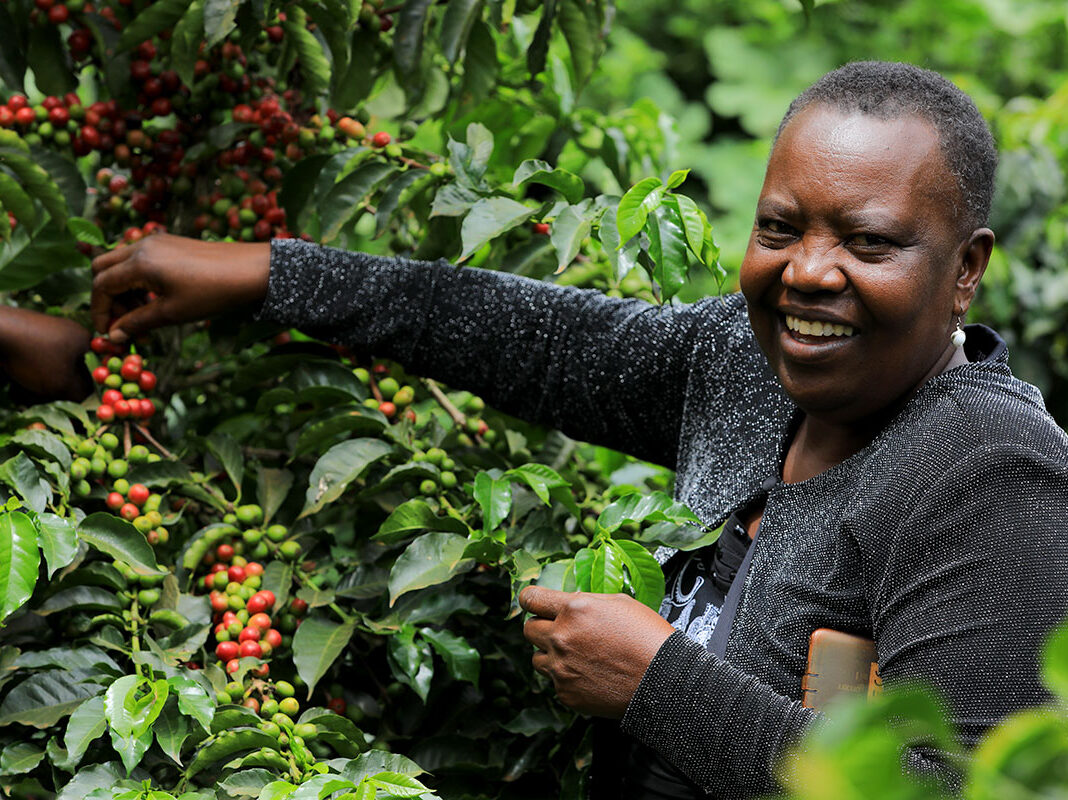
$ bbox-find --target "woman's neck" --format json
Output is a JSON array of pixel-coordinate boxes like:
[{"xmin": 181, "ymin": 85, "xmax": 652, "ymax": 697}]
[{"xmin": 783, "ymin": 343, "xmax": 971, "ymax": 484}]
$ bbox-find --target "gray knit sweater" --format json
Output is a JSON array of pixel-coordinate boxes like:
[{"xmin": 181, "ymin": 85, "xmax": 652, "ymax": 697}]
[{"xmin": 261, "ymin": 240, "xmax": 1068, "ymax": 798}]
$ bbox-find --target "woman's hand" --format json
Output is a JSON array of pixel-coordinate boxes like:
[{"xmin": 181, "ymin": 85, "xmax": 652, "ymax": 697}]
[
  {"xmin": 0, "ymin": 308, "xmax": 92, "ymax": 401},
  {"xmin": 90, "ymin": 234, "xmax": 272, "ymax": 342},
  {"xmin": 518, "ymin": 586, "xmax": 676, "ymax": 718}
]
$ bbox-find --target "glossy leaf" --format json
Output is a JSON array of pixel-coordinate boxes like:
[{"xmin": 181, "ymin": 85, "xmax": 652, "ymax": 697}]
[
  {"xmin": 319, "ymin": 162, "xmax": 396, "ymax": 242},
  {"xmin": 558, "ymin": 0, "xmax": 597, "ymax": 88},
  {"xmin": 26, "ymin": 25, "xmax": 76, "ymax": 96},
  {"xmin": 168, "ymin": 674, "xmax": 214, "ymax": 731},
  {"xmin": 616, "ymin": 177, "xmax": 663, "ymax": 246},
  {"xmin": 0, "ymin": 452, "xmax": 51, "ymax": 512},
  {"xmin": 256, "ymin": 467, "xmax": 293, "ymax": 525},
  {"xmin": 203, "ymin": 0, "xmax": 241, "ymax": 47},
  {"xmin": 550, "ymin": 204, "xmax": 592, "ymax": 272},
  {"xmin": 261, "ymin": 560, "xmax": 293, "ymax": 611},
  {"xmin": 646, "ymin": 203, "xmax": 689, "ymax": 301},
  {"xmin": 0, "ymin": 172, "xmax": 36, "ymax": 229},
  {"xmin": 573, "ymin": 547, "xmax": 595, "ymax": 592},
  {"xmin": 393, "ymin": 0, "xmax": 434, "ymax": 82},
  {"xmin": 154, "ymin": 696, "xmax": 189, "ymax": 766},
  {"xmin": 300, "ymin": 438, "xmax": 393, "ymax": 517},
  {"xmin": 440, "ymin": 0, "xmax": 483, "ymax": 64},
  {"xmin": 37, "ymin": 585, "xmax": 122, "ymax": 615},
  {"xmin": 340, "ymin": 750, "xmax": 426, "ymax": 782},
  {"xmin": 109, "ymin": 724, "xmax": 153, "ymax": 775},
  {"xmin": 474, "ymin": 471, "xmax": 512, "ymax": 535},
  {"xmin": 283, "ymin": 7, "xmax": 331, "ymax": 96},
  {"xmin": 0, "ymin": 742, "xmax": 45, "ymax": 775},
  {"xmin": 459, "ymin": 197, "xmax": 535, "ymax": 261},
  {"xmin": 0, "ymin": 669, "xmax": 98, "ymax": 727},
  {"xmin": 118, "ymin": 0, "xmax": 192, "ymax": 49},
  {"xmin": 0, "ymin": 510, "xmax": 38, "ymax": 622},
  {"xmin": 206, "ymin": 432, "xmax": 244, "ymax": 496},
  {"xmin": 612, "ymin": 539, "xmax": 666, "ymax": 609},
  {"xmin": 375, "ymin": 498, "xmax": 469, "ymax": 544},
  {"xmin": 387, "ymin": 625, "xmax": 434, "ymax": 702},
  {"xmin": 63, "ymin": 694, "xmax": 107, "ymax": 769},
  {"xmin": 589, "ymin": 543, "xmax": 624, "ymax": 594},
  {"xmin": 292, "ymin": 616, "xmax": 356, "ymax": 698},
  {"xmin": 217, "ymin": 768, "xmax": 279, "ymax": 796},
  {"xmin": 598, "ymin": 490, "xmax": 700, "ymax": 534},
  {"xmin": 513, "ymin": 159, "xmax": 585, "ymax": 204},
  {"xmin": 421, "ymin": 627, "xmax": 480, "ymax": 686},
  {"xmin": 78, "ymin": 512, "xmax": 162, "ymax": 575},
  {"xmin": 170, "ymin": 0, "xmax": 206, "ymax": 89},
  {"xmin": 388, "ymin": 532, "xmax": 475, "ymax": 605},
  {"xmin": 187, "ymin": 729, "xmax": 281, "ymax": 776}
]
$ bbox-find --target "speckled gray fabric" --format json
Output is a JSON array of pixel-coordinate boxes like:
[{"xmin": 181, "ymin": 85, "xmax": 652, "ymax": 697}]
[{"xmin": 261, "ymin": 239, "xmax": 1068, "ymax": 799}]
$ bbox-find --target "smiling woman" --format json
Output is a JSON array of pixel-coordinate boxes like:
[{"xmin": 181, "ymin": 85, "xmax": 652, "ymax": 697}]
[{"xmin": 89, "ymin": 62, "xmax": 1068, "ymax": 799}]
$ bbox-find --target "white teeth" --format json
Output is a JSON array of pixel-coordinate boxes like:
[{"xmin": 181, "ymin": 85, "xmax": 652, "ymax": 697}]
[{"xmin": 785, "ymin": 314, "xmax": 855, "ymax": 338}]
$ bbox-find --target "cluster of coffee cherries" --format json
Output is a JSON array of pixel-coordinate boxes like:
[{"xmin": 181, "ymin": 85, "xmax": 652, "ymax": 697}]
[
  {"xmin": 68, "ymin": 434, "xmax": 171, "ymax": 544},
  {"xmin": 89, "ymin": 340, "xmax": 158, "ymax": 423}
]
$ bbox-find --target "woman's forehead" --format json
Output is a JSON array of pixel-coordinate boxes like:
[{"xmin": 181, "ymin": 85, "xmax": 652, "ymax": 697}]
[{"xmin": 762, "ymin": 106, "xmax": 958, "ymax": 217}]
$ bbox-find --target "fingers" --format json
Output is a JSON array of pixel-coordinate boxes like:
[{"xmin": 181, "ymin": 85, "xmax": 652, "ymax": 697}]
[
  {"xmin": 90, "ymin": 259, "xmax": 148, "ymax": 335},
  {"xmin": 107, "ymin": 299, "xmax": 171, "ymax": 344},
  {"xmin": 91, "ymin": 240, "xmax": 137, "ymax": 274},
  {"xmin": 522, "ymin": 616, "xmax": 553, "ymax": 651},
  {"xmin": 518, "ymin": 586, "xmax": 569, "ymax": 620}
]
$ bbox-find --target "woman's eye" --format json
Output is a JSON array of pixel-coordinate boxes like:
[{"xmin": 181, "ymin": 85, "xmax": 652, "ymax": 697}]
[
  {"xmin": 757, "ymin": 219, "xmax": 797, "ymax": 243},
  {"xmin": 849, "ymin": 233, "xmax": 892, "ymax": 249}
]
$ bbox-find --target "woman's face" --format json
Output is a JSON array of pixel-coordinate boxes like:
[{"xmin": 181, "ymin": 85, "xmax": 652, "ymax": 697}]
[{"xmin": 740, "ymin": 104, "xmax": 975, "ymax": 427}]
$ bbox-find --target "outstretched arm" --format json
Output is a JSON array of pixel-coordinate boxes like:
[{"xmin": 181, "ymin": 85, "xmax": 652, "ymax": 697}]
[{"xmin": 92, "ymin": 235, "xmax": 738, "ymax": 467}]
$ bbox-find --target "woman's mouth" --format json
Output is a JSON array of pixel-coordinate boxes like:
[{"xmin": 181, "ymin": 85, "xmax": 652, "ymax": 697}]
[{"xmin": 784, "ymin": 314, "xmax": 856, "ymax": 338}]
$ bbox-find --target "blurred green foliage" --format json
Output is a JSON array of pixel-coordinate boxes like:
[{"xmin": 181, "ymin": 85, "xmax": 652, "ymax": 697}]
[{"xmin": 598, "ymin": 0, "xmax": 1068, "ymax": 420}]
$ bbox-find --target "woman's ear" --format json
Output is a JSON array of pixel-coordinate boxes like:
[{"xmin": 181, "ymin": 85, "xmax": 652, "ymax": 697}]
[{"xmin": 954, "ymin": 227, "xmax": 995, "ymax": 315}]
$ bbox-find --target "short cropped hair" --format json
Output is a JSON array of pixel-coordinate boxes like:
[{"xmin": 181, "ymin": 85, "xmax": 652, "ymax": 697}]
[{"xmin": 777, "ymin": 61, "xmax": 997, "ymax": 232}]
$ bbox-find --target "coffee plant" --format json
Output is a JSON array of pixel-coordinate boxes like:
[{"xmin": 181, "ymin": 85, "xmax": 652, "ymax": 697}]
[{"xmin": 0, "ymin": 0, "xmax": 1066, "ymax": 797}]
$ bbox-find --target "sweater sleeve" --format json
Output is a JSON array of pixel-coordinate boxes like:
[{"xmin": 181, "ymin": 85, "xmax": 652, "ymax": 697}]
[
  {"xmin": 620, "ymin": 632, "xmax": 819, "ymax": 793},
  {"xmin": 257, "ymin": 238, "xmax": 737, "ymax": 468}
]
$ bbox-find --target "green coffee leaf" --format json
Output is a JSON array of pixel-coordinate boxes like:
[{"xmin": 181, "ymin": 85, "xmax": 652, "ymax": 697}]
[
  {"xmin": 0, "ymin": 742, "xmax": 45, "ymax": 775},
  {"xmin": 109, "ymin": 724, "xmax": 153, "ymax": 775},
  {"xmin": 300, "ymin": 438, "xmax": 393, "ymax": 517},
  {"xmin": 459, "ymin": 197, "xmax": 535, "ymax": 261},
  {"xmin": 513, "ymin": 159, "xmax": 585, "ymax": 204},
  {"xmin": 170, "ymin": 0, "xmax": 206, "ymax": 89},
  {"xmin": 388, "ymin": 532, "xmax": 475, "ymax": 605},
  {"xmin": 0, "ymin": 669, "xmax": 98, "ymax": 727},
  {"xmin": 168, "ymin": 675, "xmax": 214, "ymax": 732},
  {"xmin": 439, "ymin": 0, "xmax": 483, "ymax": 64},
  {"xmin": 0, "ymin": 510, "xmax": 39, "ymax": 623},
  {"xmin": 206, "ymin": 432, "xmax": 244, "ymax": 497},
  {"xmin": 118, "ymin": 0, "xmax": 192, "ymax": 49},
  {"xmin": 664, "ymin": 169, "xmax": 691, "ymax": 190},
  {"xmin": 558, "ymin": 0, "xmax": 597, "ymax": 88},
  {"xmin": 153, "ymin": 696, "xmax": 189, "ymax": 765},
  {"xmin": 612, "ymin": 539, "xmax": 666, "ymax": 610},
  {"xmin": 393, "ymin": 0, "xmax": 434, "ymax": 83},
  {"xmin": 64, "ymin": 694, "xmax": 107, "ymax": 768},
  {"xmin": 375, "ymin": 498, "xmax": 469, "ymax": 544},
  {"xmin": 0, "ymin": 452, "xmax": 51, "ymax": 512},
  {"xmin": 0, "ymin": 172, "xmax": 36, "ymax": 229},
  {"xmin": 616, "ymin": 177, "xmax": 663, "ymax": 245},
  {"xmin": 549, "ymin": 204, "xmax": 592, "ymax": 272},
  {"xmin": 646, "ymin": 202, "xmax": 689, "ymax": 301},
  {"xmin": 78, "ymin": 512, "xmax": 162, "ymax": 576},
  {"xmin": 283, "ymin": 7, "xmax": 331, "ymax": 96},
  {"xmin": 319, "ymin": 162, "xmax": 396, "ymax": 243},
  {"xmin": 589, "ymin": 542, "xmax": 624, "ymax": 594},
  {"xmin": 292, "ymin": 616, "xmax": 357, "ymax": 698},
  {"xmin": 203, "ymin": 0, "xmax": 241, "ymax": 47},
  {"xmin": 387, "ymin": 625, "xmax": 434, "ymax": 701},
  {"xmin": 340, "ymin": 750, "xmax": 426, "ymax": 782},
  {"xmin": 421, "ymin": 627, "xmax": 480, "ymax": 686},
  {"xmin": 474, "ymin": 471, "xmax": 512, "ymax": 535}
]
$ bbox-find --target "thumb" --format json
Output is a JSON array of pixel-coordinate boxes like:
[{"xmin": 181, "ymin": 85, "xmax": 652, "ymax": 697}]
[
  {"xmin": 518, "ymin": 586, "xmax": 568, "ymax": 619},
  {"xmin": 107, "ymin": 298, "xmax": 172, "ymax": 343}
]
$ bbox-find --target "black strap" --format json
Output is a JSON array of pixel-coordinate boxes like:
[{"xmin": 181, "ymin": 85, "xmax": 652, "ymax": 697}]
[{"xmin": 705, "ymin": 476, "xmax": 776, "ymax": 659}]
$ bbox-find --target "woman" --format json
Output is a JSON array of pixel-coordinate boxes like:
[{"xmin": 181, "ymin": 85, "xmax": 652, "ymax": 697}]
[{"xmin": 90, "ymin": 62, "xmax": 1068, "ymax": 798}]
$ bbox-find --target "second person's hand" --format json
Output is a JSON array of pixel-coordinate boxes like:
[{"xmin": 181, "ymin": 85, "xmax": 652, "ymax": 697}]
[{"xmin": 90, "ymin": 233, "xmax": 273, "ymax": 342}]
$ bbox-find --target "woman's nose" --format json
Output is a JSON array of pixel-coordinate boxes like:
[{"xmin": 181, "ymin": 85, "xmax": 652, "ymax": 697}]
[{"xmin": 781, "ymin": 237, "xmax": 848, "ymax": 293}]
